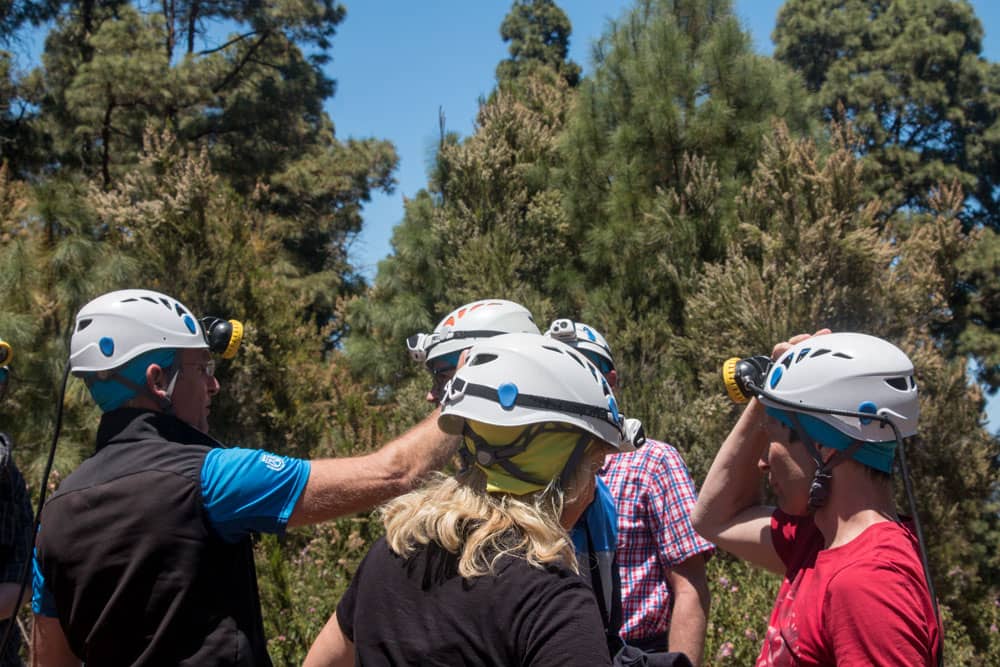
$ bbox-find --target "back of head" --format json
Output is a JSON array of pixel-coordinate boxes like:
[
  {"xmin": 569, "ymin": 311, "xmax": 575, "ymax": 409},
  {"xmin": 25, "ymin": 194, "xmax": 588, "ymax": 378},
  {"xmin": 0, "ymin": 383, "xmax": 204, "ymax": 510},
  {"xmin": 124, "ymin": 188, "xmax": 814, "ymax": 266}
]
[
  {"xmin": 387, "ymin": 332, "xmax": 631, "ymax": 577},
  {"xmin": 71, "ymin": 289, "xmax": 208, "ymax": 412},
  {"xmin": 407, "ymin": 299, "xmax": 540, "ymax": 369},
  {"xmin": 759, "ymin": 332, "xmax": 918, "ymax": 473},
  {"xmin": 71, "ymin": 289, "xmax": 208, "ymax": 374},
  {"xmin": 439, "ymin": 332, "xmax": 629, "ymax": 457}
]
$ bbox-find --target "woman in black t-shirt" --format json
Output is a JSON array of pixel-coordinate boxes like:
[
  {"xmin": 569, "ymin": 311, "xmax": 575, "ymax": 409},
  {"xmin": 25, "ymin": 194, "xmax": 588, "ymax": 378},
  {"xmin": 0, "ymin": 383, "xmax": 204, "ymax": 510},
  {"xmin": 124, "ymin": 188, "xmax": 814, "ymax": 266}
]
[{"xmin": 305, "ymin": 333, "xmax": 641, "ymax": 667}]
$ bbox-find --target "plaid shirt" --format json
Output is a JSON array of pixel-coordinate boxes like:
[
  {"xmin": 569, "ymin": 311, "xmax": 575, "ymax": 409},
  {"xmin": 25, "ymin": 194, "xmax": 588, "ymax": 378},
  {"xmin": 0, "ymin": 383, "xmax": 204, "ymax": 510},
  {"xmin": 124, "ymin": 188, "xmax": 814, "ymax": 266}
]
[{"xmin": 599, "ymin": 439, "xmax": 713, "ymax": 642}]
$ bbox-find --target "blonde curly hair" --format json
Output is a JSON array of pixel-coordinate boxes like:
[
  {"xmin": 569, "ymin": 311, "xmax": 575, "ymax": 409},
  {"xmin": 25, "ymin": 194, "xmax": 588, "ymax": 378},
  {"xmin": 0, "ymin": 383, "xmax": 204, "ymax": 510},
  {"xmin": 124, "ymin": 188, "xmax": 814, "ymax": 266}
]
[{"xmin": 381, "ymin": 435, "xmax": 611, "ymax": 579}]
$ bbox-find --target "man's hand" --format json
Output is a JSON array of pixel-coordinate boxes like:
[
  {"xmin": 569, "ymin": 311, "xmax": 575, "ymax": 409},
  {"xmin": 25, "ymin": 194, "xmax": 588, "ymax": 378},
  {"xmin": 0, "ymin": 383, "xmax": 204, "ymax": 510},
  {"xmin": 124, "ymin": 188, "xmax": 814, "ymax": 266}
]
[{"xmin": 771, "ymin": 329, "xmax": 832, "ymax": 361}]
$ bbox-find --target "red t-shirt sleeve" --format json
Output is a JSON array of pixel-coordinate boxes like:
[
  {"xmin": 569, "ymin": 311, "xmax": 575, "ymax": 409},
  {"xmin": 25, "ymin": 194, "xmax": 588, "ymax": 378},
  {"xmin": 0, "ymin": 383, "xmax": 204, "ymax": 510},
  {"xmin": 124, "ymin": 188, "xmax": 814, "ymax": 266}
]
[{"xmin": 824, "ymin": 561, "xmax": 937, "ymax": 666}]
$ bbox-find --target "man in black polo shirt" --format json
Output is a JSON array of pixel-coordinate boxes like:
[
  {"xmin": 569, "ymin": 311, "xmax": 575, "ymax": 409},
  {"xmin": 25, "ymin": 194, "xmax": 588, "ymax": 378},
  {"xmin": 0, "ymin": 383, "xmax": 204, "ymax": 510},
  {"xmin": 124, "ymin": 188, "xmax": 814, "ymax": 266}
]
[{"xmin": 32, "ymin": 289, "xmax": 460, "ymax": 666}]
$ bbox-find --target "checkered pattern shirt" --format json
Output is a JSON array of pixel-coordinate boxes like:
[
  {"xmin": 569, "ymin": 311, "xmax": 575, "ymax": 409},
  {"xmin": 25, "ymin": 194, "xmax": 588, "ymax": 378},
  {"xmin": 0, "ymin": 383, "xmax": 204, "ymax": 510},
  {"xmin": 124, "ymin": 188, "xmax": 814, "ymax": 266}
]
[{"xmin": 599, "ymin": 439, "xmax": 714, "ymax": 642}]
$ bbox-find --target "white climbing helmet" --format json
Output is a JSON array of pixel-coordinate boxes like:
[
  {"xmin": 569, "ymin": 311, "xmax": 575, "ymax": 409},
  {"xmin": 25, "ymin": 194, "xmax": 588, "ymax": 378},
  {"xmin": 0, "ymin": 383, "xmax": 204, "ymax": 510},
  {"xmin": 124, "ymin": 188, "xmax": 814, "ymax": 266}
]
[
  {"xmin": 439, "ymin": 332, "xmax": 637, "ymax": 451},
  {"xmin": 407, "ymin": 299, "xmax": 540, "ymax": 369},
  {"xmin": 70, "ymin": 289, "xmax": 208, "ymax": 374},
  {"xmin": 545, "ymin": 319, "xmax": 616, "ymax": 374},
  {"xmin": 758, "ymin": 332, "xmax": 919, "ymax": 442}
]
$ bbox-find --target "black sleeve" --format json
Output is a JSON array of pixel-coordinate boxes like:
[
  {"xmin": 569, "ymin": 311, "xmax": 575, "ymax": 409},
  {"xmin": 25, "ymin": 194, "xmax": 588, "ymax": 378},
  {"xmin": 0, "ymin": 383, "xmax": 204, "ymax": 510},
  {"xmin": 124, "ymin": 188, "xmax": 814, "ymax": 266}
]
[
  {"xmin": 520, "ymin": 571, "xmax": 613, "ymax": 667},
  {"xmin": 0, "ymin": 453, "xmax": 33, "ymax": 583},
  {"xmin": 335, "ymin": 539, "xmax": 375, "ymax": 643}
]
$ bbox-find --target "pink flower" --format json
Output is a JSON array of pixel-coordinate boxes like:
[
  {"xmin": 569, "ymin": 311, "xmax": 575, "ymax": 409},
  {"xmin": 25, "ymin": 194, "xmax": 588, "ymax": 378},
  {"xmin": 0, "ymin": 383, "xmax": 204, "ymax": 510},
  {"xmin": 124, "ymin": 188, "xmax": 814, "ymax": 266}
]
[{"xmin": 717, "ymin": 641, "xmax": 735, "ymax": 659}]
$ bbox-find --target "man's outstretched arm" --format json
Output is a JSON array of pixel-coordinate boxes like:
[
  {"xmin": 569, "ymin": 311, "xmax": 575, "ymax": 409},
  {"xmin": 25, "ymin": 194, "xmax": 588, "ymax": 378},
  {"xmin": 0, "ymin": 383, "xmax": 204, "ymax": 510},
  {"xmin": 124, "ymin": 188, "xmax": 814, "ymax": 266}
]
[{"xmin": 288, "ymin": 408, "xmax": 460, "ymax": 527}]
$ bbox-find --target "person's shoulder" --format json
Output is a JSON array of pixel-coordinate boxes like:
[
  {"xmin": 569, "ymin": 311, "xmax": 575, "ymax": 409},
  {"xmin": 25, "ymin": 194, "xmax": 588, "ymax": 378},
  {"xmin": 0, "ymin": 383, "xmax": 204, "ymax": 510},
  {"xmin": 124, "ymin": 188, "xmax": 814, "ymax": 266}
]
[
  {"xmin": 824, "ymin": 522, "xmax": 927, "ymax": 588},
  {"xmin": 622, "ymin": 438, "xmax": 690, "ymax": 469},
  {"xmin": 495, "ymin": 554, "xmax": 586, "ymax": 594}
]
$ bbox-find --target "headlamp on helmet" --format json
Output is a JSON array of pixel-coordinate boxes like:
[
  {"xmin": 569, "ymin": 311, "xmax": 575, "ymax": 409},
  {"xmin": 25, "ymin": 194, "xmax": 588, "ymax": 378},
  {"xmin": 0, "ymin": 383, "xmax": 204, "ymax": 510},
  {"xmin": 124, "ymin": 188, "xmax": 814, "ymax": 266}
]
[
  {"xmin": 544, "ymin": 319, "xmax": 616, "ymax": 376},
  {"xmin": 201, "ymin": 317, "xmax": 244, "ymax": 360},
  {"xmin": 407, "ymin": 299, "xmax": 541, "ymax": 370}
]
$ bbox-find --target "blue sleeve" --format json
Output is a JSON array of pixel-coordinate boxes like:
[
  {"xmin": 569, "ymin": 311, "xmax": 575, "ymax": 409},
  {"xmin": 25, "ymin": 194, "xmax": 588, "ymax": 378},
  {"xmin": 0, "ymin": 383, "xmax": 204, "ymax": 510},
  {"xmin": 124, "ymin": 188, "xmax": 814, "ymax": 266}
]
[
  {"xmin": 32, "ymin": 547, "xmax": 58, "ymax": 617},
  {"xmin": 200, "ymin": 448, "xmax": 311, "ymax": 543}
]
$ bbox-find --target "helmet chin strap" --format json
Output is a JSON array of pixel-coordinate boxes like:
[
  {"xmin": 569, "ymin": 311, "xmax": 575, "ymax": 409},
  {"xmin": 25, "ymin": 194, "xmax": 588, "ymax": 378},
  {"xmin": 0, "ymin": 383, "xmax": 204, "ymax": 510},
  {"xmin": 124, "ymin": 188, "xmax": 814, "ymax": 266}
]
[
  {"xmin": 93, "ymin": 365, "xmax": 179, "ymax": 415},
  {"xmin": 786, "ymin": 412, "xmax": 865, "ymax": 512}
]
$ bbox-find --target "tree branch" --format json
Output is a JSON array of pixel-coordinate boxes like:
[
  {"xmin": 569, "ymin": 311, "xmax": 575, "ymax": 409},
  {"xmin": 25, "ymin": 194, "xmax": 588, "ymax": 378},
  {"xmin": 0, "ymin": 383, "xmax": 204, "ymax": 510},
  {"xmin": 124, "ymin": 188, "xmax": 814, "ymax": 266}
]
[
  {"xmin": 211, "ymin": 31, "xmax": 273, "ymax": 94},
  {"xmin": 198, "ymin": 30, "xmax": 260, "ymax": 56}
]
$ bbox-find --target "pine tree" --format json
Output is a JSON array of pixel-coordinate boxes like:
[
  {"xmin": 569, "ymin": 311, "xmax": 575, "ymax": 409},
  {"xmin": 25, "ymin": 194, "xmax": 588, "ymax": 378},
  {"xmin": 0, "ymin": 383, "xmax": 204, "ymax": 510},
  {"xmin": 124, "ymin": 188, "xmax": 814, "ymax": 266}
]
[
  {"xmin": 345, "ymin": 0, "xmax": 583, "ymax": 388},
  {"xmin": 773, "ymin": 0, "xmax": 1000, "ymax": 392},
  {"xmin": 555, "ymin": 0, "xmax": 812, "ymax": 422},
  {"xmin": 496, "ymin": 0, "xmax": 581, "ymax": 88}
]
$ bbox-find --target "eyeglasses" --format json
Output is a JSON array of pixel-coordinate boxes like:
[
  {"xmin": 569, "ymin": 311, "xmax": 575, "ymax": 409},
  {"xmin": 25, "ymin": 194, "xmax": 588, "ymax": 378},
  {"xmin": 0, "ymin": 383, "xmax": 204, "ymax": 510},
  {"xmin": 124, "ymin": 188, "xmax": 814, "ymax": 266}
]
[{"xmin": 180, "ymin": 360, "xmax": 216, "ymax": 378}]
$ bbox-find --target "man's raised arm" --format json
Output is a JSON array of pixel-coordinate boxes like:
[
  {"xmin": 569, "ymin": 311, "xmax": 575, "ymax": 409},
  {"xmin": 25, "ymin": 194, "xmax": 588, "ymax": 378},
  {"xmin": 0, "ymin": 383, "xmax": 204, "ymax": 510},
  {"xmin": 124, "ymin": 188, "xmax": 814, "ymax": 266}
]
[{"xmin": 691, "ymin": 398, "xmax": 782, "ymax": 574}]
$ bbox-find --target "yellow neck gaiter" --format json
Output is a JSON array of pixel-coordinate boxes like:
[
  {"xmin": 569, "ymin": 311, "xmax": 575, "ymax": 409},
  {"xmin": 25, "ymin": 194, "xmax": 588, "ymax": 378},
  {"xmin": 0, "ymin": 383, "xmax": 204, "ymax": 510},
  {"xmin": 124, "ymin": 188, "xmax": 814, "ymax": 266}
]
[{"xmin": 463, "ymin": 421, "xmax": 589, "ymax": 496}]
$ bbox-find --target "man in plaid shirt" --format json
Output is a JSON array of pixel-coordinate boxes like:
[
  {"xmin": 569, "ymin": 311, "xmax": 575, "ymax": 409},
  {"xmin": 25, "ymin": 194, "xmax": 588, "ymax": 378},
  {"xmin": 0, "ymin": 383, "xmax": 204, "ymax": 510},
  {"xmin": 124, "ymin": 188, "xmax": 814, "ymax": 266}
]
[{"xmin": 546, "ymin": 320, "xmax": 713, "ymax": 666}]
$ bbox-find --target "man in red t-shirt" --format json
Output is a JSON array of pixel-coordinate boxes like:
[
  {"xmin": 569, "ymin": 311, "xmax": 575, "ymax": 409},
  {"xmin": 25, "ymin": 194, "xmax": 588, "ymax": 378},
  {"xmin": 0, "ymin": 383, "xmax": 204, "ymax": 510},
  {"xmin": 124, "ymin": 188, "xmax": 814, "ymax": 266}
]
[{"xmin": 691, "ymin": 331, "xmax": 941, "ymax": 666}]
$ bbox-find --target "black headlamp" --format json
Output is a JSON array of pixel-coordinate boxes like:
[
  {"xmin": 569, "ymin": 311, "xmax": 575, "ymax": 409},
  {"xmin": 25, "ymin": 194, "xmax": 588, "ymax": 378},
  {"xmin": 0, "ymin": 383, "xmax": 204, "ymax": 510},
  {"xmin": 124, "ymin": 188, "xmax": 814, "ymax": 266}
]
[
  {"xmin": 200, "ymin": 317, "xmax": 244, "ymax": 359},
  {"xmin": 721, "ymin": 355, "xmax": 773, "ymax": 403}
]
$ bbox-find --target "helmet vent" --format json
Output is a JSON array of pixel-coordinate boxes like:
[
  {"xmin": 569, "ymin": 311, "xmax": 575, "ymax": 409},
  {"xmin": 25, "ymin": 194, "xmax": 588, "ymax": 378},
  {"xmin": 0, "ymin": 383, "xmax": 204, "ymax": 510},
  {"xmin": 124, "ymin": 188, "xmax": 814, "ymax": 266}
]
[
  {"xmin": 77, "ymin": 319, "xmax": 92, "ymax": 332},
  {"xmin": 885, "ymin": 377, "xmax": 909, "ymax": 391},
  {"xmin": 141, "ymin": 296, "xmax": 158, "ymax": 304},
  {"xmin": 810, "ymin": 349, "xmax": 831, "ymax": 358},
  {"xmin": 469, "ymin": 353, "xmax": 498, "ymax": 366},
  {"xmin": 159, "ymin": 298, "xmax": 171, "ymax": 308},
  {"xmin": 542, "ymin": 344, "xmax": 566, "ymax": 354},
  {"xmin": 121, "ymin": 298, "xmax": 138, "ymax": 303},
  {"xmin": 175, "ymin": 303, "xmax": 188, "ymax": 317},
  {"xmin": 833, "ymin": 352, "xmax": 853, "ymax": 359}
]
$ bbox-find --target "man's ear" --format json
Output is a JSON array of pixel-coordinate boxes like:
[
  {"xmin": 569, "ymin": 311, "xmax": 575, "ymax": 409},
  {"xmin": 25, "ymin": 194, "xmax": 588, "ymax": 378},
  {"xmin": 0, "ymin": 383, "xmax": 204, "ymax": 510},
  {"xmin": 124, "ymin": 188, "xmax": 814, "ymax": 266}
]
[
  {"xmin": 606, "ymin": 368, "xmax": 618, "ymax": 390},
  {"xmin": 145, "ymin": 364, "xmax": 169, "ymax": 399}
]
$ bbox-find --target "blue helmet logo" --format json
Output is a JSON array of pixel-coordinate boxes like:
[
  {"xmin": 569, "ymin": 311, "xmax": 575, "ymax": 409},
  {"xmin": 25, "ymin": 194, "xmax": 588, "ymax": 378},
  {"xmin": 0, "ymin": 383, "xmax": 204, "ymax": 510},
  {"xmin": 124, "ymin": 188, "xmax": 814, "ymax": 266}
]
[
  {"xmin": 858, "ymin": 401, "xmax": 878, "ymax": 425},
  {"xmin": 497, "ymin": 383, "xmax": 519, "ymax": 409},
  {"xmin": 99, "ymin": 337, "xmax": 115, "ymax": 357}
]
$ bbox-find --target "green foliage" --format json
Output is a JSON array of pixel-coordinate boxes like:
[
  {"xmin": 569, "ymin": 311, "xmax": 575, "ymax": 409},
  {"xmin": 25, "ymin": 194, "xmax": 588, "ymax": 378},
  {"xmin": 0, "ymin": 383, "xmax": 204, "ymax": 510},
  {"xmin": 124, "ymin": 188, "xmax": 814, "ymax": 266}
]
[
  {"xmin": 557, "ymin": 0, "xmax": 812, "ymax": 387},
  {"xmin": 702, "ymin": 556, "xmax": 780, "ymax": 665},
  {"xmin": 773, "ymin": 0, "xmax": 1000, "ymax": 391},
  {"xmin": 345, "ymin": 69, "xmax": 575, "ymax": 387},
  {"xmin": 774, "ymin": 0, "xmax": 998, "ymax": 230}
]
